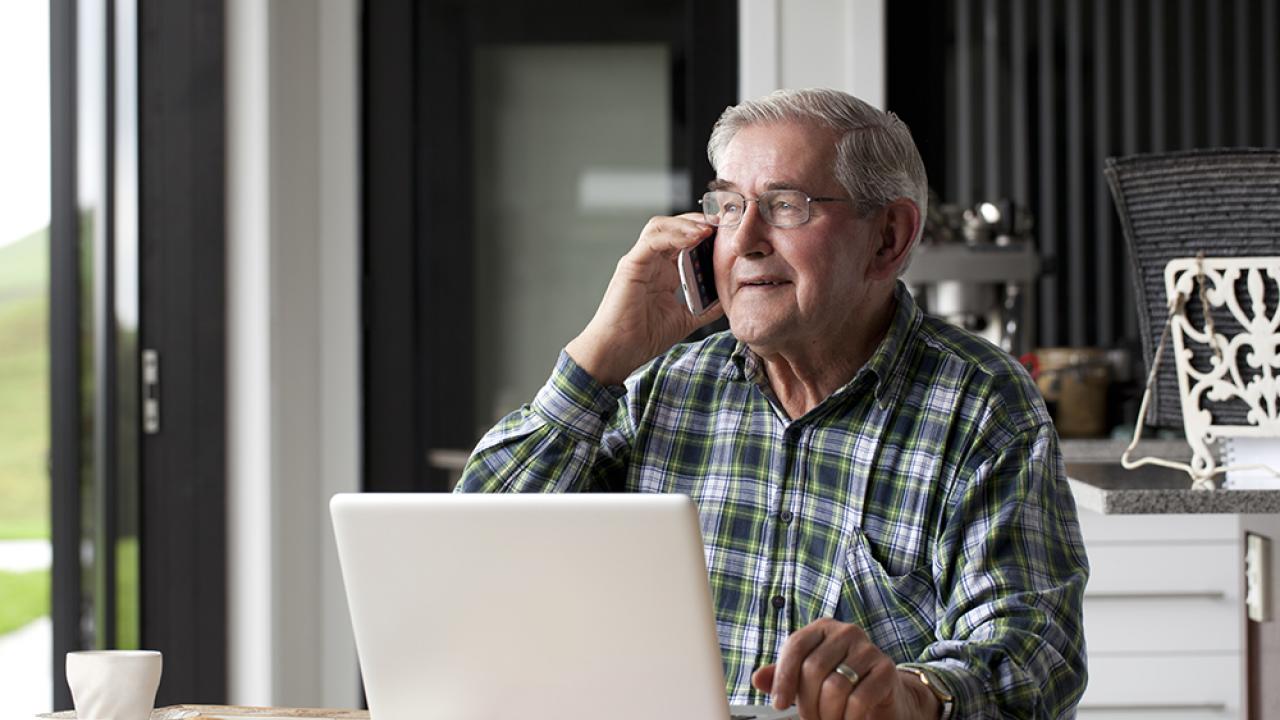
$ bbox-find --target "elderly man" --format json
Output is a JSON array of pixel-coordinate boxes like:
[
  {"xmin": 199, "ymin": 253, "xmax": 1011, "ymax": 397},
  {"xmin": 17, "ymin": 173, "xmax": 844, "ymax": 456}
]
[{"xmin": 457, "ymin": 88, "xmax": 1088, "ymax": 720}]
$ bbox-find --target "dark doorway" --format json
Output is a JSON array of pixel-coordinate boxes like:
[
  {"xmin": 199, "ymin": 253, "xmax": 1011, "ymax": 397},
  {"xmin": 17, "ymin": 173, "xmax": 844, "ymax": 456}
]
[{"xmin": 363, "ymin": 0, "xmax": 738, "ymax": 492}]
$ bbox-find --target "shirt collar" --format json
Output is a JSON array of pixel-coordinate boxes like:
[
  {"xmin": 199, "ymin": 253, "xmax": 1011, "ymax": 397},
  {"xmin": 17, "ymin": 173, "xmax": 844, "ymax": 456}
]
[
  {"xmin": 859, "ymin": 280, "xmax": 921, "ymax": 408},
  {"xmin": 727, "ymin": 281, "xmax": 921, "ymax": 409}
]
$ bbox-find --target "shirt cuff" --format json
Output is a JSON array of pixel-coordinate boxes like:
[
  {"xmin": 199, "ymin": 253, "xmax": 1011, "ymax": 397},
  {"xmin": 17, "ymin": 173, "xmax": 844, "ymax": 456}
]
[
  {"xmin": 531, "ymin": 350, "xmax": 627, "ymax": 441},
  {"xmin": 899, "ymin": 661, "xmax": 982, "ymax": 720}
]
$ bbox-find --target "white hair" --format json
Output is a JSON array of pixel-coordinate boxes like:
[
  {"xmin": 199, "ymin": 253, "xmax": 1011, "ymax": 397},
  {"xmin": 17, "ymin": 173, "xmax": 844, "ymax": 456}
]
[{"xmin": 707, "ymin": 88, "xmax": 928, "ymax": 248}]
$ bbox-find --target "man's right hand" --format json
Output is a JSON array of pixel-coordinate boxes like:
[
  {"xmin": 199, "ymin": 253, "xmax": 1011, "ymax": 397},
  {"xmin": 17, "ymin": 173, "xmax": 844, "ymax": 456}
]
[{"xmin": 564, "ymin": 213, "xmax": 726, "ymax": 387}]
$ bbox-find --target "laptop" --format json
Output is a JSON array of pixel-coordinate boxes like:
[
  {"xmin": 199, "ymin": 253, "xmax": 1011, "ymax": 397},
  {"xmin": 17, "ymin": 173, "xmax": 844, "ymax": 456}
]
[{"xmin": 330, "ymin": 493, "xmax": 799, "ymax": 720}]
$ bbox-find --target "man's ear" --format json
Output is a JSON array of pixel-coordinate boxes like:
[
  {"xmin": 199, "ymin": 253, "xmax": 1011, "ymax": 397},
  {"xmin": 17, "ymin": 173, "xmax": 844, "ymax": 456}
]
[{"xmin": 867, "ymin": 198, "xmax": 920, "ymax": 281}]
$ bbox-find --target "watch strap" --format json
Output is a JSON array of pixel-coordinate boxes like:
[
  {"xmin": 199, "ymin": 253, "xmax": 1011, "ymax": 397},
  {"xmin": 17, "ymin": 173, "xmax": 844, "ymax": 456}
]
[{"xmin": 898, "ymin": 665, "xmax": 955, "ymax": 720}]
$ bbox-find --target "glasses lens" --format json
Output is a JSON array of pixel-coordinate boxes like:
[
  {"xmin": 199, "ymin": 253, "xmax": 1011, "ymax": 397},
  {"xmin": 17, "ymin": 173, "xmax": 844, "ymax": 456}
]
[
  {"xmin": 701, "ymin": 191, "xmax": 746, "ymax": 227},
  {"xmin": 759, "ymin": 190, "xmax": 809, "ymax": 228}
]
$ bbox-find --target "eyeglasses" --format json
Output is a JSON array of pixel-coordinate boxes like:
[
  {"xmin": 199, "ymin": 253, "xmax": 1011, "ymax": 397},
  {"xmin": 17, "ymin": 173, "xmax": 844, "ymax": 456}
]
[{"xmin": 698, "ymin": 189, "xmax": 849, "ymax": 228}]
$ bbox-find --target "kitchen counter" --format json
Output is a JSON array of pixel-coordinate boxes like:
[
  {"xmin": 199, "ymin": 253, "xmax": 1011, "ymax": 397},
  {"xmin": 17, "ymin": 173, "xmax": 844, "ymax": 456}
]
[
  {"xmin": 1061, "ymin": 439, "xmax": 1280, "ymax": 718},
  {"xmin": 1066, "ymin": 462, "xmax": 1280, "ymax": 514},
  {"xmin": 1060, "ymin": 437, "xmax": 1190, "ymax": 464},
  {"xmin": 1062, "ymin": 439, "xmax": 1280, "ymax": 514}
]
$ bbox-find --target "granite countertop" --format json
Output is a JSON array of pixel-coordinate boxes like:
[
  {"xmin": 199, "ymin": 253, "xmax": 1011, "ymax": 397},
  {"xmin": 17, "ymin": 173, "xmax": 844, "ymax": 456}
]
[{"xmin": 1061, "ymin": 439, "xmax": 1280, "ymax": 514}]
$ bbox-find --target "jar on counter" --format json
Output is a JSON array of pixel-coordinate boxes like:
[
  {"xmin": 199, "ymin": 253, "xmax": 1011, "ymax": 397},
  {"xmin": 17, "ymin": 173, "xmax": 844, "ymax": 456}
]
[{"xmin": 1021, "ymin": 347, "xmax": 1112, "ymax": 438}]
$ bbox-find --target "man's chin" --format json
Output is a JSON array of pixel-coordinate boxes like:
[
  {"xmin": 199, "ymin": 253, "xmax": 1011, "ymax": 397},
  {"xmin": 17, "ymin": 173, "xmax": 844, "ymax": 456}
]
[{"xmin": 726, "ymin": 317, "xmax": 791, "ymax": 352}]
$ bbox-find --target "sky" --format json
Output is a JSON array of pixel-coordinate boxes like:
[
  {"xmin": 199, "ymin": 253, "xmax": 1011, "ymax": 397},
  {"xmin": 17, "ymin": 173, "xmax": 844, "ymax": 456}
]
[{"xmin": 0, "ymin": 2, "xmax": 51, "ymax": 249}]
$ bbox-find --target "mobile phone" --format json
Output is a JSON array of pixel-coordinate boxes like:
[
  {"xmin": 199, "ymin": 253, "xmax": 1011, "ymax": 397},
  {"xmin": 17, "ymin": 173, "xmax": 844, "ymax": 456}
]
[{"xmin": 677, "ymin": 230, "xmax": 719, "ymax": 316}]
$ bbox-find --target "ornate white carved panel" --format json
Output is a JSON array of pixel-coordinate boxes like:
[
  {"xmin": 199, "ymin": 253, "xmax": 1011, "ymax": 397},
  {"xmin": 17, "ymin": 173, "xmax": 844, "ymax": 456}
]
[{"xmin": 1165, "ymin": 256, "xmax": 1280, "ymax": 487}]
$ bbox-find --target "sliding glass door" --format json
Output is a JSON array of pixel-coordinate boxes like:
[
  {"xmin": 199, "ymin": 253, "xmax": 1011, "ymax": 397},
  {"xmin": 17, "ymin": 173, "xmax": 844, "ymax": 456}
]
[
  {"xmin": 50, "ymin": 0, "xmax": 225, "ymax": 709},
  {"xmin": 50, "ymin": 0, "xmax": 142, "ymax": 708}
]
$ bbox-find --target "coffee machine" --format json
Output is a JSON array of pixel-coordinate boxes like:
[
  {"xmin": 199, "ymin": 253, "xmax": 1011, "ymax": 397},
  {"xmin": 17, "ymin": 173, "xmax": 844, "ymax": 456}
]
[{"xmin": 903, "ymin": 194, "xmax": 1041, "ymax": 356}]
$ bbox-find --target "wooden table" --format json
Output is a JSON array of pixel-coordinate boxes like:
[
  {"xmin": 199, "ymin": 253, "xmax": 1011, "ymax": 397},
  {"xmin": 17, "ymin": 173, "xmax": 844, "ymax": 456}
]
[{"xmin": 39, "ymin": 706, "xmax": 368, "ymax": 720}]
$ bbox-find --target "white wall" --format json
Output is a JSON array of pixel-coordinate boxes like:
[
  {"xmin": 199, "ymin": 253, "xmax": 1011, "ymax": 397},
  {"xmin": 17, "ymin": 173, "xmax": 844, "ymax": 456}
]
[
  {"xmin": 226, "ymin": 0, "xmax": 360, "ymax": 707},
  {"xmin": 226, "ymin": 0, "xmax": 272, "ymax": 704},
  {"xmin": 740, "ymin": 0, "xmax": 886, "ymax": 107}
]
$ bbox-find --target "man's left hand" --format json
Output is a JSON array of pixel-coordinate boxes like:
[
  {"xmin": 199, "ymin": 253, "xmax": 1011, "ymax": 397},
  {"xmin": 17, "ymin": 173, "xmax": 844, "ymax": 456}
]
[{"xmin": 751, "ymin": 618, "xmax": 939, "ymax": 720}]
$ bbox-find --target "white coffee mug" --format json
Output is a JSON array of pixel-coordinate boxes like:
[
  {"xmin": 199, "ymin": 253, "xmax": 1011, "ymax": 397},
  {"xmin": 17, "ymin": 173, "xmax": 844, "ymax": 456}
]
[{"xmin": 66, "ymin": 650, "xmax": 162, "ymax": 720}]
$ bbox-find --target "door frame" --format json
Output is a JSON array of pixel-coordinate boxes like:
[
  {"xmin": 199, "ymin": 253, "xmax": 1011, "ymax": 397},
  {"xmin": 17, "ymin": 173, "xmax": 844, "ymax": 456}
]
[{"xmin": 49, "ymin": 0, "xmax": 227, "ymax": 707}]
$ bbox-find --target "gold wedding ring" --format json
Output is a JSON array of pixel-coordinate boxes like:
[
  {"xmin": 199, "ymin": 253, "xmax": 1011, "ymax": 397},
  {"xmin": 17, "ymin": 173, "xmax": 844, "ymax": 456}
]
[{"xmin": 834, "ymin": 662, "xmax": 861, "ymax": 689}]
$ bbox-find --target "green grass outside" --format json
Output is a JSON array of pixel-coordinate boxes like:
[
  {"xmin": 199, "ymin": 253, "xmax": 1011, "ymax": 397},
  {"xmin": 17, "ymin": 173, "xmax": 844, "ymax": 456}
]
[
  {"xmin": 0, "ymin": 229, "xmax": 49, "ymax": 540},
  {"xmin": 0, "ymin": 228, "xmax": 48, "ymax": 301},
  {"xmin": 116, "ymin": 536, "xmax": 138, "ymax": 648},
  {"xmin": 0, "ymin": 229, "xmax": 141, "ymax": 644},
  {"xmin": 0, "ymin": 542, "xmax": 130, "ymax": 643},
  {"xmin": 0, "ymin": 569, "xmax": 50, "ymax": 636},
  {"xmin": 0, "ymin": 296, "xmax": 49, "ymax": 539},
  {"xmin": 0, "ymin": 520, "xmax": 49, "ymax": 541}
]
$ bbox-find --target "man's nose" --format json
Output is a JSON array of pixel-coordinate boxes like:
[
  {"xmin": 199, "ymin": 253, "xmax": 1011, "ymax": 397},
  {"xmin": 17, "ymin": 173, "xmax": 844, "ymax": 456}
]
[{"xmin": 724, "ymin": 201, "xmax": 773, "ymax": 257}]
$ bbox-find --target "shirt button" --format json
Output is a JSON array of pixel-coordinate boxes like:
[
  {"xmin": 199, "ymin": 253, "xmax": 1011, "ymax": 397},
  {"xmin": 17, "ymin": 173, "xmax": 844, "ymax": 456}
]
[
  {"xmin": 778, "ymin": 511, "xmax": 794, "ymax": 523},
  {"xmin": 771, "ymin": 595, "xmax": 786, "ymax": 610}
]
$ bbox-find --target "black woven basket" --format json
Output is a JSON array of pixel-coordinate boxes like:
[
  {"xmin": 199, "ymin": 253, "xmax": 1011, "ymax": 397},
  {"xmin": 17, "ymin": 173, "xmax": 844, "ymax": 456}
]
[{"xmin": 1104, "ymin": 148, "xmax": 1280, "ymax": 429}]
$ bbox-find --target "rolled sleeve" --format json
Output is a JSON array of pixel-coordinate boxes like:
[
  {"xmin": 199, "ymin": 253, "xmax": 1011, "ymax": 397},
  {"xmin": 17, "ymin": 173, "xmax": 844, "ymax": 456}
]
[
  {"xmin": 531, "ymin": 351, "xmax": 627, "ymax": 441},
  {"xmin": 924, "ymin": 423, "xmax": 1090, "ymax": 718},
  {"xmin": 457, "ymin": 350, "xmax": 631, "ymax": 495}
]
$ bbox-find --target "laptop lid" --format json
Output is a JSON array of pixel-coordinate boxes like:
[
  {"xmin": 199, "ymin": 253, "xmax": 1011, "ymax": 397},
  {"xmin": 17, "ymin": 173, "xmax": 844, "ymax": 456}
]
[{"xmin": 330, "ymin": 493, "xmax": 749, "ymax": 720}]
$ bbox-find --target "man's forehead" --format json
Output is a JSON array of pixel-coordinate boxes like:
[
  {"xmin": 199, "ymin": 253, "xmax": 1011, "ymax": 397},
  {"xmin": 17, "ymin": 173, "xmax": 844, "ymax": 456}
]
[
  {"xmin": 713, "ymin": 122, "xmax": 840, "ymax": 192},
  {"xmin": 707, "ymin": 178, "xmax": 811, "ymax": 192}
]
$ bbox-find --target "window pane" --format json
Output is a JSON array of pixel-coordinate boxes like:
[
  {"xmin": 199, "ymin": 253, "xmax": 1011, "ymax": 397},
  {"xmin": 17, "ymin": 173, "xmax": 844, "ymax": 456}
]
[{"xmin": 0, "ymin": 0, "xmax": 52, "ymax": 714}]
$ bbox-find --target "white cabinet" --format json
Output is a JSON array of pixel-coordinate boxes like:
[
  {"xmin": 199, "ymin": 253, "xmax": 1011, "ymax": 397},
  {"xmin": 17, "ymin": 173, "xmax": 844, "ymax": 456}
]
[{"xmin": 1076, "ymin": 510, "xmax": 1247, "ymax": 719}]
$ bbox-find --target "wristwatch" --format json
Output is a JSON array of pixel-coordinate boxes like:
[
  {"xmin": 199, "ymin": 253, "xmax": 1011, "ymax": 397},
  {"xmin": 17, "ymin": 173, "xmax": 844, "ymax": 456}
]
[{"xmin": 898, "ymin": 665, "xmax": 954, "ymax": 720}]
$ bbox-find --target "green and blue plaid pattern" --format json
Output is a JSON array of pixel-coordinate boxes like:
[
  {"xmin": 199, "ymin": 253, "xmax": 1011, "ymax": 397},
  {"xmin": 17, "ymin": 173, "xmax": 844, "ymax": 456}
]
[{"xmin": 458, "ymin": 282, "xmax": 1089, "ymax": 719}]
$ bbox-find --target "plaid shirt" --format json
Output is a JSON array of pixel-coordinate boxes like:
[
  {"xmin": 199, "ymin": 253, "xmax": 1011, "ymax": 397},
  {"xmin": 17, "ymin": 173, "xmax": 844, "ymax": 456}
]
[{"xmin": 457, "ymin": 282, "xmax": 1089, "ymax": 718}]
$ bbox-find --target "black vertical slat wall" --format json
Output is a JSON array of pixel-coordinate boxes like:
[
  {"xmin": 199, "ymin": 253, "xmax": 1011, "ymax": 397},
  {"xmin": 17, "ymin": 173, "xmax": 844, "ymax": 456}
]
[
  {"xmin": 1267, "ymin": 0, "xmax": 1280, "ymax": 146},
  {"xmin": 1149, "ymin": 0, "xmax": 1167, "ymax": 153},
  {"xmin": 890, "ymin": 0, "xmax": 1280, "ymax": 351},
  {"xmin": 1034, "ymin": 0, "xmax": 1058, "ymax": 344},
  {"xmin": 1063, "ymin": 0, "xmax": 1087, "ymax": 346},
  {"xmin": 982, "ymin": 0, "xmax": 1001, "ymax": 195},
  {"xmin": 954, "ymin": 0, "xmax": 973, "ymax": 205},
  {"xmin": 1090, "ymin": 0, "xmax": 1112, "ymax": 344}
]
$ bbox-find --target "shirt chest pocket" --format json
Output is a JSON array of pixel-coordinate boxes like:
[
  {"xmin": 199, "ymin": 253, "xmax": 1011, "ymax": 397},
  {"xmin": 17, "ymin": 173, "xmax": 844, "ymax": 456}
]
[{"xmin": 832, "ymin": 532, "xmax": 937, "ymax": 663}]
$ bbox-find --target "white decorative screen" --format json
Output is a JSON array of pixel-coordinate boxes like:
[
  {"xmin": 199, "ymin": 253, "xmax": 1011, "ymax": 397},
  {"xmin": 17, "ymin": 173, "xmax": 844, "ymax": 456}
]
[{"xmin": 1165, "ymin": 256, "xmax": 1280, "ymax": 487}]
